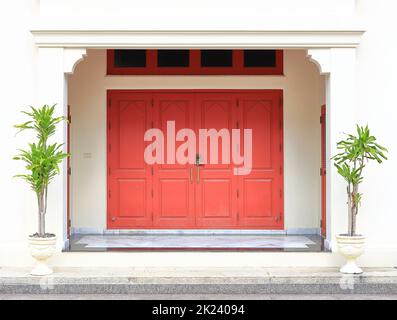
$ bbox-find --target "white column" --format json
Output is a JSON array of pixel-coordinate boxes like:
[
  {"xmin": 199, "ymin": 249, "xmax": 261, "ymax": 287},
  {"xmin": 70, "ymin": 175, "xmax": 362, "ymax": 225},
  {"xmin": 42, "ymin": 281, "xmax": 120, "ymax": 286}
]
[
  {"xmin": 38, "ymin": 48, "xmax": 68, "ymax": 250},
  {"xmin": 308, "ymin": 48, "xmax": 357, "ymax": 251},
  {"xmin": 327, "ymin": 48, "xmax": 357, "ymax": 251}
]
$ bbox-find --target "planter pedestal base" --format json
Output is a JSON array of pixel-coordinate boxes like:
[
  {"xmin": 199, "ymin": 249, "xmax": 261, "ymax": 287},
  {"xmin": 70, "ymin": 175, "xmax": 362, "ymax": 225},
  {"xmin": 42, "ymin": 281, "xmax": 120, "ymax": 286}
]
[
  {"xmin": 336, "ymin": 235, "xmax": 365, "ymax": 275},
  {"xmin": 339, "ymin": 259, "xmax": 363, "ymax": 274},
  {"xmin": 28, "ymin": 235, "xmax": 57, "ymax": 277},
  {"xmin": 31, "ymin": 260, "xmax": 53, "ymax": 276}
]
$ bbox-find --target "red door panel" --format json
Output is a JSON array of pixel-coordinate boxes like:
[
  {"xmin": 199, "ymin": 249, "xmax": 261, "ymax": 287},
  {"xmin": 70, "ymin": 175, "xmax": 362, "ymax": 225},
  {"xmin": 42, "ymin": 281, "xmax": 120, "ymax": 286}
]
[
  {"xmin": 195, "ymin": 94, "xmax": 238, "ymax": 228},
  {"xmin": 107, "ymin": 92, "xmax": 153, "ymax": 228},
  {"xmin": 238, "ymin": 92, "xmax": 283, "ymax": 228},
  {"xmin": 243, "ymin": 179, "xmax": 272, "ymax": 217},
  {"xmin": 152, "ymin": 94, "xmax": 196, "ymax": 228}
]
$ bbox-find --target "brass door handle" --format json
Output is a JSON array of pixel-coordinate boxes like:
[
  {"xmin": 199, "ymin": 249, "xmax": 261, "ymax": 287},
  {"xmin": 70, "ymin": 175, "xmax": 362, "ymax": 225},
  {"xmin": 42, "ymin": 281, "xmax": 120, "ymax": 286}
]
[{"xmin": 196, "ymin": 166, "xmax": 200, "ymax": 183}]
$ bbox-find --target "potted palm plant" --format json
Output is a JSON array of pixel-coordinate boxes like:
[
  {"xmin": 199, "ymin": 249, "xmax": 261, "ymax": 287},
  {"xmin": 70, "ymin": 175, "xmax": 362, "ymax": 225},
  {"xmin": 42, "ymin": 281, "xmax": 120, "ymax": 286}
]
[
  {"xmin": 14, "ymin": 105, "xmax": 69, "ymax": 276},
  {"xmin": 333, "ymin": 125, "xmax": 387, "ymax": 274}
]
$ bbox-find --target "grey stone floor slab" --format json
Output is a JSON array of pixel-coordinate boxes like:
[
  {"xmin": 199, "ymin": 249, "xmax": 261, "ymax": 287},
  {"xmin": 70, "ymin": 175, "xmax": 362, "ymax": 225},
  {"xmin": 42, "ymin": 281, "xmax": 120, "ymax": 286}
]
[
  {"xmin": 69, "ymin": 234, "xmax": 323, "ymax": 252},
  {"xmin": 76, "ymin": 235, "xmax": 315, "ymax": 248}
]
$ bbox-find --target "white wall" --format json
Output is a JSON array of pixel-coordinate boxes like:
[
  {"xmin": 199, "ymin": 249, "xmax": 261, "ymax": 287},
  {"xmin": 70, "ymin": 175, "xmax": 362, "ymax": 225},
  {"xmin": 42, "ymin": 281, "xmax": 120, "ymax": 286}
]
[
  {"xmin": 3, "ymin": 0, "xmax": 397, "ymax": 267},
  {"xmin": 68, "ymin": 49, "xmax": 324, "ymax": 231},
  {"xmin": 38, "ymin": 0, "xmax": 356, "ymax": 30},
  {"xmin": 0, "ymin": 0, "xmax": 39, "ymax": 257},
  {"xmin": 352, "ymin": 0, "xmax": 397, "ymax": 248}
]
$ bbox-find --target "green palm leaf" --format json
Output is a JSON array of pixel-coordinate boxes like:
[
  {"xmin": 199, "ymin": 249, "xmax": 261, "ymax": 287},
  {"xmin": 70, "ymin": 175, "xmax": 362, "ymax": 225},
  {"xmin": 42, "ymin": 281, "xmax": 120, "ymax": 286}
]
[{"xmin": 13, "ymin": 105, "xmax": 70, "ymax": 236}]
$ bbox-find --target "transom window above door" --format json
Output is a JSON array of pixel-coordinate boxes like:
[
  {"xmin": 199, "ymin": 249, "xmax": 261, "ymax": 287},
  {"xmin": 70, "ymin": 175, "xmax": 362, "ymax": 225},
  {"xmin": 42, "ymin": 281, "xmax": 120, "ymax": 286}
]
[{"xmin": 107, "ymin": 49, "xmax": 283, "ymax": 75}]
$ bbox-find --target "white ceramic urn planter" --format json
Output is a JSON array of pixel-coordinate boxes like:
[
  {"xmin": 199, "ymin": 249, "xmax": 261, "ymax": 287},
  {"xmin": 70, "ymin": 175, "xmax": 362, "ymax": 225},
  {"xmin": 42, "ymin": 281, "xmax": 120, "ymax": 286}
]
[
  {"xmin": 28, "ymin": 235, "xmax": 57, "ymax": 276},
  {"xmin": 336, "ymin": 235, "xmax": 365, "ymax": 274}
]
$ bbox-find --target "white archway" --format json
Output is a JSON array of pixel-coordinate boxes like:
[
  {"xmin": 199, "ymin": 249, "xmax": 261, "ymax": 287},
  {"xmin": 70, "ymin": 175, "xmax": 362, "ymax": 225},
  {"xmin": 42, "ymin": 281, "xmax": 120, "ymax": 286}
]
[{"xmin": 33, "ymin": 30, "xmax": 363, "ymax": 251}]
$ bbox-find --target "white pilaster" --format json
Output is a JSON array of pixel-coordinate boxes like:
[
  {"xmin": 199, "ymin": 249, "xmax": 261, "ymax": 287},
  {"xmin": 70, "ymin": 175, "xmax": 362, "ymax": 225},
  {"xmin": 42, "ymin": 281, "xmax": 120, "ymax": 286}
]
[
  {"xmin": 38, "ymin": 48, "xmax": 86, "ymax": 250},
  {"xmin": 309, "ymin": 48, "xmax": 357, "ymax": 251},
  {"xmin": 38, "ymin": 48, "xmax": 67, "ymax": 250},
  {"xmin": 327, "ymin": 48, "xmax": 357, "ymax": 251}
]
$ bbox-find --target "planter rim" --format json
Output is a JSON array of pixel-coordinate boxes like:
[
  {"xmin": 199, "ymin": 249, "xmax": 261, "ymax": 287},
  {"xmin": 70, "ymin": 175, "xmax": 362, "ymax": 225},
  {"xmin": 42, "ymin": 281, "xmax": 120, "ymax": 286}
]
[
  {"xmin": 28, "ymin": 235, "xmax": 57, "ymax": 242},
  {"xmin": 28, "ymin": 234, "xmax": 56, "ymax": 238},
  {"xmin": 336, "ymin": 234, "xmax": 365, "ymax": 239}
]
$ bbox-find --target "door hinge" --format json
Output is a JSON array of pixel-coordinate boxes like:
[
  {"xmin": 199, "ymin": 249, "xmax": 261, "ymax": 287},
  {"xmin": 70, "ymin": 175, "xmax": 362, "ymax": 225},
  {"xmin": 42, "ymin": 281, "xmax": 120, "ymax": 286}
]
[
  {"xmin": 68, "ymin": 115, "xmax": 72, "ymax": 124},
  {"xmin": 67, "ymin": 167, "xmax": 72, "ymax": 176},
  {"xmin": 320, "ymin": 168, "xmax": 326, "ymax": 176}
]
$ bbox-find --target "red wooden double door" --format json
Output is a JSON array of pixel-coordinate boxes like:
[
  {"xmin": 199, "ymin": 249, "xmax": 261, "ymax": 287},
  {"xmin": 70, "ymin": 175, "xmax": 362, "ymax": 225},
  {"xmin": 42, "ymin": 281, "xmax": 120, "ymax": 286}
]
[{"xmin": 107, "ymin": 90, "xmax": 284, "ymax": 229}]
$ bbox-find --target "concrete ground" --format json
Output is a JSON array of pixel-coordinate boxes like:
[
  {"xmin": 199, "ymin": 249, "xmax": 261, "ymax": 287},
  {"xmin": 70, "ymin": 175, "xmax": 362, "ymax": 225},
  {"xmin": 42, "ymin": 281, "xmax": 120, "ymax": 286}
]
[
  {"xmin": 1, "ymin": 294, "xmax": 397, "ymax": 300},
  {"xmin": 1, "ymin": 267, "xmax": 397, "ymax": 298}
]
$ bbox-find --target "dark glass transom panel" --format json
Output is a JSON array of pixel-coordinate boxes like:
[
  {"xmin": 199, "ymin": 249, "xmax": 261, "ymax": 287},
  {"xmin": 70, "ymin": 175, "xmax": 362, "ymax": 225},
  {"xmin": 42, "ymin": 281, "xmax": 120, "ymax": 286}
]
[
  {"xmin": 114, "ymin": 50, "xmax": 146, "ymax": 68},
  {"xmin": 157, "ymin": 50, "xmax": 190, "ymax": 67},
  {"xmin": 244, "ymin": 50, "xmax": 277, "ymax": 68},
  {"xmin": 201, "ymin": 50, "xmax": 233, "ymax": 67}
]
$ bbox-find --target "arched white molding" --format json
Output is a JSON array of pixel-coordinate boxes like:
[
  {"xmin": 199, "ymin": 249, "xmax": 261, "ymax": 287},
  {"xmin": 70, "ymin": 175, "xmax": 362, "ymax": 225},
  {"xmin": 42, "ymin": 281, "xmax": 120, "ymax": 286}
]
[
  {"xmin": 63, "ymin": 48, "xmax": 87, "ymax": 74},
  {"xmin": 307, "ymin": 49, "xmax": 331, "ymax": 75},
  {"xmin": 33, "ymin": 30, "xmax": 364, "ymax": 255}
]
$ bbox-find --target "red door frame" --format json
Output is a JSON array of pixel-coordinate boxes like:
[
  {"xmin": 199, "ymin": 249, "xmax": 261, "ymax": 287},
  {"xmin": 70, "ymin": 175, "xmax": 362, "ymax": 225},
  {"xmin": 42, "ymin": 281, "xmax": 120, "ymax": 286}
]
[
  {"xmin": 107, "ymin": 89, "xmax": 284, "ymax": 230},
  {"xmin": 320, "ymin": 105, "xmax": 327, "ymax": 237},
  {"xmin": 107, "ymin": 50, "xmax": 284, "ymax": 75},
  {"xmin": 67, "ymin": 105, "xmax": 71, "ymax": 238}
]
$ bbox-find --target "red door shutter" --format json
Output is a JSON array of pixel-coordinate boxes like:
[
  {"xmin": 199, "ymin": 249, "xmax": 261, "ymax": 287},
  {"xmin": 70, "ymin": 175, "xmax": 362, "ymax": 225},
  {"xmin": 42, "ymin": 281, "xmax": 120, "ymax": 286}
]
[
  {"xmin": 107, "ymin": 92, "xmax": 153, "ymax": 228},
  {"xmin": 321, "ymin": 105, "xmax": 327, "ymax": 237},
  {"xmin": 237, "ymin": 91, "xmax": 283, "ymax": 229},
  {"xmin": 151, "ymin": 93, "xmax": 196, "ymax": 228},
  {"xmin": 194, "ymin": 93, "xmax": 239, "ymax": 228},
  {"xmin": 67, "ymin": 105, "xmax": 71, "ymax": 238},
  {"xmin": 107, "ymin": 90, "xmax": 284, "ymax": 230}
]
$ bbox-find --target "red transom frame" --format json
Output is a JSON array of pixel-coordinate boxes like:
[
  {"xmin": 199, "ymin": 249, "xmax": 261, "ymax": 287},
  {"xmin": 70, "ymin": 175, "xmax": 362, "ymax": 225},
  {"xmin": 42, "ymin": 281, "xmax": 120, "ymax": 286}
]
[{"xmin": 107, "ymin": 50, "xmax": 284, "ymax": 75}]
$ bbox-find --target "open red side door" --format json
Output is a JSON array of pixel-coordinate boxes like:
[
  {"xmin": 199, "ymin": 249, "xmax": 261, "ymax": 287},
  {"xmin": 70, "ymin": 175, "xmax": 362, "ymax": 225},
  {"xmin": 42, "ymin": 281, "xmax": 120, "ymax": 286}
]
[
  {"xmin": 67, "ymin": 105, "xmax": 71, "ymax": 238},
  {"xmin": 320, "ymin": 105, "xmax": 326, "ymax": 237}
]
